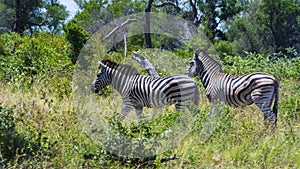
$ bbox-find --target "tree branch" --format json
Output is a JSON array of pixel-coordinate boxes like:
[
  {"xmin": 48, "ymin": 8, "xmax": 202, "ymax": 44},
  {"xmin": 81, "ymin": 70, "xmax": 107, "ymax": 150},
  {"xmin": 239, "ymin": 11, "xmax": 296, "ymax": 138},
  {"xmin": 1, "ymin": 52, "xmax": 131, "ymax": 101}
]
[
  {"xmin": 101, "ymin": 19, "xmax": 138, "ymax": 42},
  {"xmin": 189, "ymin": 0, "xmax": 200, "ymax": 26},
  {"xmin": 160, "ymin": 154, "xmax": 180, "ymax": 163},
  {"xmin": 131, "ymin": 52, "xmax": 159, "ymax": 77},
  {"xmin": 152, "ymin": 1, "xmax": 181, "ymax": 11}
]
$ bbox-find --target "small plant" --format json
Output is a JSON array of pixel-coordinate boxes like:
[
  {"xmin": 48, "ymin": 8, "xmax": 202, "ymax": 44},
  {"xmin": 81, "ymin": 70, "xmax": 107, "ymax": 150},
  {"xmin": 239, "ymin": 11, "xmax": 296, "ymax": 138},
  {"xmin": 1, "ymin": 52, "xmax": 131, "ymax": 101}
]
[{"xmin": 0, "ymin": 104, "xmax": 32, "ymax": 167}]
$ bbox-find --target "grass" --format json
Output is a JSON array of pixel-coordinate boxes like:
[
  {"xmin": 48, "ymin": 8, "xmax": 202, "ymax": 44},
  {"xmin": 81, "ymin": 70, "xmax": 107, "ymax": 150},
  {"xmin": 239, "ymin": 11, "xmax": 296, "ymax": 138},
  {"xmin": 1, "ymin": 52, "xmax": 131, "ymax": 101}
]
[{"xmin": 0, "ymin": 79, "xmax": 299, "ymax": 168}]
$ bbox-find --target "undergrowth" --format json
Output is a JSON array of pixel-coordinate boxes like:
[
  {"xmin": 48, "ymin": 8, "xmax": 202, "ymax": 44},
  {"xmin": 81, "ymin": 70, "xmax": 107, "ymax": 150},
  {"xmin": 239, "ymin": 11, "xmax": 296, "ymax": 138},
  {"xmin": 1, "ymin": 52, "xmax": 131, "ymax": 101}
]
[{"xmin": 0, "ymin": 39, "xmax": 299, "ymax": 168}]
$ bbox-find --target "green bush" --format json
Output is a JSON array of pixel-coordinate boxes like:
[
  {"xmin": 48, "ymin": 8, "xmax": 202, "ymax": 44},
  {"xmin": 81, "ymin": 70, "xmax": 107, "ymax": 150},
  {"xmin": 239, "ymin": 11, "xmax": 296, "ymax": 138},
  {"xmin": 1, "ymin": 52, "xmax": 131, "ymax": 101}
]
[
  {"xmin": 214, "ymin": 40, "xmax": 237, "ymax": 60},
  {"xmin": 0, "ymin": 104, "xmax": 17, "ymax": 163},
  {"xmin": 63, "ymin": 20, "xmax": 91, "ymax": 64},
  {"xmin": 222, "ymin": 52, "xmax": 300, "ymax": 80},
  {"xmin": 0, "ymin": 32, "xmax": 73, "ymax": 90},
  {"xmin": 0, "ymin": 104, "xmax": 38, "ymax": 166}
]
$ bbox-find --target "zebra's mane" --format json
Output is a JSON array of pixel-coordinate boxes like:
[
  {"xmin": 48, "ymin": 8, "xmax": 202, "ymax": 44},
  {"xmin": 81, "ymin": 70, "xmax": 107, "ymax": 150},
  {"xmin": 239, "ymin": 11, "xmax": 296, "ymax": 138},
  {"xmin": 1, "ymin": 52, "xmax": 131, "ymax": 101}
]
[
  {"xmin": 101, "ymin": 59, "xmax": 139, "ymax": 76},
  {"xmin": 196, "ymin": 50, "xmax": 223, "ymax": 72},
  {"xmin": 101, "ymin": 59, "xmax": 118, "ymax": 68}
]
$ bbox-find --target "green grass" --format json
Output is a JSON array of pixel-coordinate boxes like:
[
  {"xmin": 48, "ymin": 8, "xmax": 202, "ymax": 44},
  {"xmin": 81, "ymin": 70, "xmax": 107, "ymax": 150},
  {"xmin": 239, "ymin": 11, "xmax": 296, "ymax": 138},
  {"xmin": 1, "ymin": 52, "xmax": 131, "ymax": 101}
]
[{"xmin": 0, "ymin": 79, "xmax": 299, "ymax": 168}]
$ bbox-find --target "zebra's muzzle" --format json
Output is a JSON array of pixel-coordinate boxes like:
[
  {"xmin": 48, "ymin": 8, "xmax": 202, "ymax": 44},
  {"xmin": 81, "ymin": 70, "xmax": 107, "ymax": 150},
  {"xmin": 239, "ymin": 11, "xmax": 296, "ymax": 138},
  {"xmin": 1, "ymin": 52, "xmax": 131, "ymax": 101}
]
[{"xmin": 91, "ymin": 82, "xmax": 100, "ymax": 94}]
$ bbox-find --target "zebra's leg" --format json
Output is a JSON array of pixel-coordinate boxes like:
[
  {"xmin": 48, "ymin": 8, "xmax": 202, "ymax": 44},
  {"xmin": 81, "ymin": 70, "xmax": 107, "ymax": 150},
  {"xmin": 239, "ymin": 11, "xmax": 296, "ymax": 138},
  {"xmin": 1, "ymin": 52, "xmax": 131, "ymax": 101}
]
[
  {"xmin": 135, "ymin": 106, "xmax": 143, "ymax": 118},
  {"xmin": 252, "ymin": 96, "xmax": 276, "ymax": 130},
  {"xmin": 207, "ymin": 98, "xmax": 223, "ymax": 117},
  {"xmin": 175, "ymin": 101, "xmax": 184, "ymax": 112},
  {"xmin": 176, "ymin": 100, "xmax": 196, "ymax": 114},
  {"xmin": 191, "ymin": 88, "xmax": 200, "ymax": 114},
  {"xmin": 200, "ymin": 102, "xmax": 223, "ymax": 142},
  {"xmin": 118, "ymin": 104, "xmax": 134, "ymax": 121}
]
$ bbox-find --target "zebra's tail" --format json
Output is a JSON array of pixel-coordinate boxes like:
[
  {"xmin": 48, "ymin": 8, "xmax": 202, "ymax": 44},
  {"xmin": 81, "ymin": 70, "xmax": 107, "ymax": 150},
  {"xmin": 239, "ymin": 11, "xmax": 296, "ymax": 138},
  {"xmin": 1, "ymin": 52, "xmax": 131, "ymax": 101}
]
[{"xmin": 273, "ymin": 80, "xmax": 279, "ymax": 124}]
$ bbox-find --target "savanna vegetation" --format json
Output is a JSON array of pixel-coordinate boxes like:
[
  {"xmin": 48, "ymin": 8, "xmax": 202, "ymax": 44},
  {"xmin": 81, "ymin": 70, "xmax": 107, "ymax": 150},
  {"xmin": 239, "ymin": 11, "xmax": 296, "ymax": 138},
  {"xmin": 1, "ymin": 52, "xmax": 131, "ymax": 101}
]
[{"xmin": 0, "ymin": 0, "xmax": 299, "ymax": 168}]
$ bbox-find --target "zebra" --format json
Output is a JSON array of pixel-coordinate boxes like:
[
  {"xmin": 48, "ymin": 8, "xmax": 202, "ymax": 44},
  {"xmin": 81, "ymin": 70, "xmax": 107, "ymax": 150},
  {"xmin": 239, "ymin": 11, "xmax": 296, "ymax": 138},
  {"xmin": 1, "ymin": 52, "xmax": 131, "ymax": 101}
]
[
  {"xmin": 91, "ymin": 59, "xmax": 200, "ymax": 120},
  {"xmin": 185, "ymin": 50, "xmax": 279, "ymax": 130}
]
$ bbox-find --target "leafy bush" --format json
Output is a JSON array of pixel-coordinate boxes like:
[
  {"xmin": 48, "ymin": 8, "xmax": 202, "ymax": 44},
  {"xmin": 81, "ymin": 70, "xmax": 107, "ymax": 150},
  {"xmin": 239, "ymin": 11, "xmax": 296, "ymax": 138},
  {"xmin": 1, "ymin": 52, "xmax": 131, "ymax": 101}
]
[
  {"xmin": 63, "ymin": 20, "xmax": 91, "ymax": 64},
  {"xmin": 0, "ymin": 104, "xmax": 39, "ymax": 167},
  {"xmin": 214, "ymin": 40, "xmax": 237, "ymax": 60},
  {"xmin": 0, "ymin": 104, "xmax": 17, "ymax": 164},
  {"xmin": 0, "ymin": 32, "xmax": 73, "ymax": 94},
  {"xmin": 222, "ymin": 52, "xmax": 300, "ymax": 80}
]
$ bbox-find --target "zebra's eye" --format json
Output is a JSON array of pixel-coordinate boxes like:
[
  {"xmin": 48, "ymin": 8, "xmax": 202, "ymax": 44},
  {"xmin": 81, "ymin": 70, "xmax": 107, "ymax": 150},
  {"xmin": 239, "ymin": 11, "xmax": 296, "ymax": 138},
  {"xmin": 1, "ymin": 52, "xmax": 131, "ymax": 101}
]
[{"xmin": 190, "ymin": 61, "xmax": 194, "ymax": 66}]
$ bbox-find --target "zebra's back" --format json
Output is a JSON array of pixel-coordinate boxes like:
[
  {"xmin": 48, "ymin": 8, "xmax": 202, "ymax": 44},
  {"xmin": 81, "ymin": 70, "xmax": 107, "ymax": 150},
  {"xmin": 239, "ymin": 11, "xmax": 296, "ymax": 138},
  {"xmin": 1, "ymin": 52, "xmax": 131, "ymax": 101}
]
[
  {"xmin": 223, "ymin": 72, "xmax": 278, "ymax": 107},
  {"xmin": 130, "ymin": 74, "xmax": 198, "ymax": 108}
]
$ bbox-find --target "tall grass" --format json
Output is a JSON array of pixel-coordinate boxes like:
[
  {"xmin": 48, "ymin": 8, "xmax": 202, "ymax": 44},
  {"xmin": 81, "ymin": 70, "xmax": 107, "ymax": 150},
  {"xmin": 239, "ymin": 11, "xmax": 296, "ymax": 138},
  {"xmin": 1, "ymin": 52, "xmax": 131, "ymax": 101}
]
[
  {"xmin": 0, "ymin": 78, "xmax": 299, "ymax": 168},
  {"xmin": 0, "ymin": 43, "xmax": 299, "ymax": 168}
]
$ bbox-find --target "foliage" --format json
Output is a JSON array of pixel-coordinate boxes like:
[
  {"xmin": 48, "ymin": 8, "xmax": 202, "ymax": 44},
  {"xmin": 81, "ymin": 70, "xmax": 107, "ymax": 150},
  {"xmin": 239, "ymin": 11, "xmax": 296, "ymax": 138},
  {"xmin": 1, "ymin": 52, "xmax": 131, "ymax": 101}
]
[
  {"xmin": 0, "ymin": 104, "xmax": 41, "ymax": 167},
  {"xmin": 0, "ymin": 0, "xmax": 299, "ymax": 168},
  {"xmin": 259, "ymin": 0, "xmax": 300, "ymax": 53},
  {"xmin": 0, "ymin": 3, "xmax": 14, "ymax": 33},
  {"xmin": 0, "ymin": 32, "xmax": 73, "ymax": 93},
  {"xmin": 44, "ymin": 1, "xmax": 69, "ymax": 33},
  {"xmin": 0, "ymin": 0, "xmax": 69, "ymax": 34},
  {"xmin": 1, "ymin": 50, "xmax": 300, "ymax": 168},
  {"xmin": 225, "ymin": 0, "xmax": 300, "ymax": 55},
  {"xmin": 214, "ymin": 40, "xmax": 237, "ymax": 60},
  {"xmin": 197, "ymin": 0, "xmax": 242, "ymax": 41},
  {"xmin": 63, "ymin": 19, "xmax": 91, "ymax": 64},
  {"xmin": 0, "ymin": 104, "xmax": 17, "ymax": 164},
  {"xmin": 1, "ymin": 75, "xmax": 299, "ymax": 168},
  {"xmin": 222, "ymin": 51, "xmax": 300, "ymax": 80},
  {"xmin": 72, "ymin": 0, "xmax": 110, "ymax": 33}
]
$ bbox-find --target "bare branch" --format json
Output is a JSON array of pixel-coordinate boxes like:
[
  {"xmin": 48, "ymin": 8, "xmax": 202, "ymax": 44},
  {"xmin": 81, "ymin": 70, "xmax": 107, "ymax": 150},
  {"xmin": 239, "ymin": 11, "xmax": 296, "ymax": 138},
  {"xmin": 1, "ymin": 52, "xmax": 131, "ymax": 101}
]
[
  {"xmin": 131, "ymin": 52, "xmax": 159, "ymax": 78},
  {"xmin": 101, "ymin": 19, "xmax": 138, "ymax": 42},
  {"xmin": 189, "ymin": 0, "xmax": 200, "ymax": 26},
  {"xmin": 152, "ymin": 1, "xmax": 180, "ymax": 11}
]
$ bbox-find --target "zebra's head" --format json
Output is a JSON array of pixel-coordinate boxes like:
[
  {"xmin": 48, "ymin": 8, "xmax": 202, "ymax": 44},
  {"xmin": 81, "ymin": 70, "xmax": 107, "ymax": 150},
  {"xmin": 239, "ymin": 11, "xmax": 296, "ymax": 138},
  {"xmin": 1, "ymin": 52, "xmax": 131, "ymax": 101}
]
[
  {"xmin": 186, "ymin": 50, "xmax": 203, "ymax": 77},
  {"xmin": 91, "ymin": 61, "xmax": 111, "ymax": 94}
]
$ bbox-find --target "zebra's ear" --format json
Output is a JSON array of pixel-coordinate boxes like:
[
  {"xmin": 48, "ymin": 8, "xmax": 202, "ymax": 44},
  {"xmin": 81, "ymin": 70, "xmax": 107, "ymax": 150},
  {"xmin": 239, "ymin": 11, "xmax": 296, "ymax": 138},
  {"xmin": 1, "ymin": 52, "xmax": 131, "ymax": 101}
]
[
  {"xmin": 194, "ymin": 50, "xmax": 201, "ymax": 60},
  {"xmin": 194, "ymin": 50, "xmax": 205, "ymax": 60},
  {"xmin": 98, "ymin": 61, "xmax": 107, "ymax": 69}
]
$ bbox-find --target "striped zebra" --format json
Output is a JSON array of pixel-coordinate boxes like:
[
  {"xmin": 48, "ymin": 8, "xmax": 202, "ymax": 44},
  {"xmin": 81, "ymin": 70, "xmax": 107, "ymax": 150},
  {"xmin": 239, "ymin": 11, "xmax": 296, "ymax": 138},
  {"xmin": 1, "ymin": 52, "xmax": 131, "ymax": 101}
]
[
  {"xmin": 91, "ymin": 59, "xmax": 200, "ymax": 120},
  {"xmin": 186, "ymin": 50, "xmax": 279, "ymax": 130}
]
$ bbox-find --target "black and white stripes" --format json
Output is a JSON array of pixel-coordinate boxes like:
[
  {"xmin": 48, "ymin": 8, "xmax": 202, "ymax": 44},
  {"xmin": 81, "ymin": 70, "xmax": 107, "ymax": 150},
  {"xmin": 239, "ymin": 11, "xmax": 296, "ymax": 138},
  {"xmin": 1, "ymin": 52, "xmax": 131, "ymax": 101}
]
[
  {"xmin": 186, "ymin": 50, "xmax": 279, "ymax": 130},
  {"xmin": 91, "ymin": 59, "xmax": 200, "ymax": 120}
]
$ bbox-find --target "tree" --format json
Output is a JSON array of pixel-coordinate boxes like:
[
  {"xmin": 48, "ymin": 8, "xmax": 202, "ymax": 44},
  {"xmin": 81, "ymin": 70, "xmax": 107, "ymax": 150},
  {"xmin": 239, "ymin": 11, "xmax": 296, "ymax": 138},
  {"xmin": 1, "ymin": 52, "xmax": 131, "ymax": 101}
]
[
  {"xmin": 260, "ymin": 0, "xmax": 300, "ymax": 53},
  {"xmin": 145, "ymin": 0, "xmax": 154, "ymax": 48},
  {"xmin": 0, "ymin": 0, "xmax": 68, "ymax": 34},
  {"xmin": 225, "ymin": 0, "xmax": 265, "ymax": 55},
  {"xmin": 225, "ymin": 0, "xmax": 299, "ymax": 55},
  {"xmin": 0, "ymin": 2, "xmax": 14, "ymax": 33},
  {"xmin": 63, "ymin": 19, "xmax": 91, "ymax": 64},
  {"xmin": 44, "ymin": 0, "xmax": 69, "ymax": 33},
  {"xmin": 197, "ymin": 0, "xmax": 242, "ymax": 41},
  {"xmin": 70, "ymin": 0, "xmax": 242, "ymax": 50},
  {"xmin": 73, "ymin": 0, "xmax": 146, "ymax": 33}
]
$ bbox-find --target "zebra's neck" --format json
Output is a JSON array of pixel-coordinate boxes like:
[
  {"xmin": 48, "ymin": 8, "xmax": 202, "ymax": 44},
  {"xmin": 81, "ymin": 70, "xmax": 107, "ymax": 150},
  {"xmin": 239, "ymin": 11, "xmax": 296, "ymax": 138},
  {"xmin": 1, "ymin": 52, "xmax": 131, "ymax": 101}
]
[
  {"xmin": 197, "ymin": 58, "xmax": 223, "ymax": 89},
  {"xmin": 109, "ymin": 68, "xmax": 135, "ymax": 96},
  {"xmin": 198, "ymin": 69, "xmax": 220, "ymax": 89}
]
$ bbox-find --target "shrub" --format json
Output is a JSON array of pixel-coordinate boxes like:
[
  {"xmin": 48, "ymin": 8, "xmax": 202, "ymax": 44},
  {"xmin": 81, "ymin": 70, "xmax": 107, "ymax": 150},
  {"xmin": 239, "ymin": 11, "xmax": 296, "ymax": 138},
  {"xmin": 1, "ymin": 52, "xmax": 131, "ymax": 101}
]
[
  {"xmin": 0, "ymin": 32, "xmax": 73, "ymax": 90},
  {"xmin": 63, "ymin": 20, "xmax": 91, "ymax": 64},
  {"xmin": 222, "ymin": 52, "xmax": 300, "ymax": 80},
  {"xmin": 0, "ymin": 104, "xmax": 36, "ymax": 167}
]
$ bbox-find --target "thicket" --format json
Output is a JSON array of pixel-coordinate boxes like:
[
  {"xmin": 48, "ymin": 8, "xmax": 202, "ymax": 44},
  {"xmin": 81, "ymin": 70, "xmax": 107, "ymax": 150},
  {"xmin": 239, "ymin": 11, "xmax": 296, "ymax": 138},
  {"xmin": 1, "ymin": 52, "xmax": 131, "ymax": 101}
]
[
  {"xmin": 0, "ymin": 31, "xmax": 299, "ymax": 168},
  {"xmin": 222, "ymin": 49, "xmax": 300, "ymax": 80},
  {"xmin": 0, "ymin": 32, "xmax": 73, "ymax": 99}
]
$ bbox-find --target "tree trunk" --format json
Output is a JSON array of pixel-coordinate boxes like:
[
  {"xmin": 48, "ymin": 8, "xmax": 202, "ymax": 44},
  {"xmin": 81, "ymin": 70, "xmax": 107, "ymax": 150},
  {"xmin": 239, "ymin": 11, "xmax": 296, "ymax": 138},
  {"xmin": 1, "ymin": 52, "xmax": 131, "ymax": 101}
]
[
  {"xmin": 144, "ymin": 0, "xmax": 153, "ymax": 48},
  {"xmin": 14, "ymin": 0, "xmax": 24, "ymax": 34}
]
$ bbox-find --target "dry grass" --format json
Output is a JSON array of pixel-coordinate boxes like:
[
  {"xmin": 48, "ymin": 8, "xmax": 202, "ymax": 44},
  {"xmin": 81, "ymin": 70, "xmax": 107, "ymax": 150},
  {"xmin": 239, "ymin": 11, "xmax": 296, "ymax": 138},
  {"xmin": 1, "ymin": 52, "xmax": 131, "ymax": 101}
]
[{"xmin": 0, "ymin": 80, "xmax": 299, "ymax": 168}]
